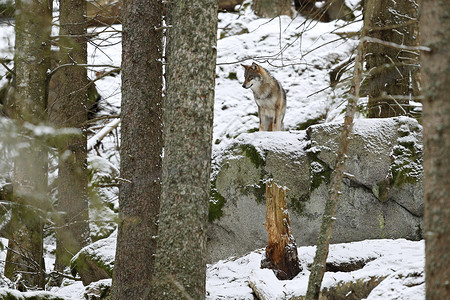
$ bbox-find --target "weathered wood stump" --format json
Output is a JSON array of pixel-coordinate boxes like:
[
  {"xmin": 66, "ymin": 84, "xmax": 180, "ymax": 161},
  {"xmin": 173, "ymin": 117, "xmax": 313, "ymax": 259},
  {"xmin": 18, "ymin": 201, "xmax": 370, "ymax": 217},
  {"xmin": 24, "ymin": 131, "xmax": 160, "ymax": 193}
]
[{"xmin": 261, "ymin": 180, "xmax": 301, "ymax": 280}]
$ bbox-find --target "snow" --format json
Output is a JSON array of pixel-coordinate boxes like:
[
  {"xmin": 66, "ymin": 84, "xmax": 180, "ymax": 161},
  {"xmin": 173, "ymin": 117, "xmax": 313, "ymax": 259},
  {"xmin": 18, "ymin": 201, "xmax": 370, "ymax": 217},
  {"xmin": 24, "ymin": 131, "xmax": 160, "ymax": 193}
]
[
  {"xmin": 0, "ymin": 0, "xmax": 426, "ymax": 299},
  {"xmin": 206, "ymin": 239, "xmax": 424, "ymax": 299}
]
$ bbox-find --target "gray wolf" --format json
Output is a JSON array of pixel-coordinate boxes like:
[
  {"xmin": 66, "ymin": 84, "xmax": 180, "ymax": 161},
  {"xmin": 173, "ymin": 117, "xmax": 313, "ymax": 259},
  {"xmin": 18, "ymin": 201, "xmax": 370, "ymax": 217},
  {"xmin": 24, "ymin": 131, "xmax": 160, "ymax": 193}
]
[{"xmin": 241, "ymin": 62, "xmax": 286, "ymax": 131}]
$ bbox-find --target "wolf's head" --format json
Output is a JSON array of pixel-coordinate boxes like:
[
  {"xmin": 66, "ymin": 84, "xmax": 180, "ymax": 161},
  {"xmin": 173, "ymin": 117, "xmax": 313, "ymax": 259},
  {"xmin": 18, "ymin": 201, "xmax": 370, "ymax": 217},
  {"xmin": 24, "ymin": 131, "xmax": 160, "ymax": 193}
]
[{"xmin": 241, "ymin": 62, "xmax": 263, "ymax": 89}]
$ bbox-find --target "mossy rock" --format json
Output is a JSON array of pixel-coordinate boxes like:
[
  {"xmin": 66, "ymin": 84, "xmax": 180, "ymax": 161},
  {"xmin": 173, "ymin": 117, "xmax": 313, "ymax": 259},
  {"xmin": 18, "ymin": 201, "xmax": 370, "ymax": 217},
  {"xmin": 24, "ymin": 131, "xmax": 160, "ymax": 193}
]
[
  {"xmin": 83, "ymin": 279, "xmax": 111, "ymax": 300},
  {"xmin": 0, "ymin": 289, "xmax": 66, "ymax": 300},
  {"xmin": 209, "ymin": 179, "xmax": 226, "ymax": 222},
  {"xmin": 320, "ymin": 276, "xmax": 386, "ymax": 300},
  {"xmin": 71, "ymin": 231, "xmax": 116, "ymax": 285}
]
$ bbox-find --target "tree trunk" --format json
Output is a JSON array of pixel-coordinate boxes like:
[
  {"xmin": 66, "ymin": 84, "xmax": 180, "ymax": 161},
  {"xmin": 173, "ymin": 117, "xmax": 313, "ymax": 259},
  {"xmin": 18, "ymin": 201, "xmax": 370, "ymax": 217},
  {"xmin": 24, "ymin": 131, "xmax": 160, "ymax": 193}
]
[
  {"xmin": 152, "ymin": 0, "xmax": 218, "ymax": 298},
  {"xmin": 49, "ymin": 0, "xmax": 90, "ymax": 273},
  {"xmin": 261, "ymin": 180, "xmax": 301, "ymax": 280},
  {"xmin": 364, "ymin": 0, "xmax": 420, "ymax": 118},
  {"xmin": 109, "ymin": 0, "xmax": 163, "ymax": 299},
  {"xmin": 4, "ymin": 0, "xmax": 52, "ymax": 289},
  {"xmin": 252, "ymin": 0, "xmax": 293, "ymax": 18},
  {"xmin": 420, "ymin": 0, "xmax": 450, "ymax": 299},
  {"xmin": 305, "ymin": 17, "xmax": 366, "ymax": 300}
]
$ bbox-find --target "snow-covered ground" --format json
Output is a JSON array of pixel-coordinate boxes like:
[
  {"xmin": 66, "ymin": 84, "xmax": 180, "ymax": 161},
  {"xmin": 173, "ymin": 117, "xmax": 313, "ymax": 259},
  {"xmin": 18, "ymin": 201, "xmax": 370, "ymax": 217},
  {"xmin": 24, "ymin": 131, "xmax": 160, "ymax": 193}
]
[
  {"xmin": 0, "ymin": 0, "xmax": 426, "ymax": 298},
  {"xmin": 49, "ymin": 239, "xmax": 424, "ymax": 300},
  {"xmin": 206, "ymin": 239, "xmax": 425, "ymax": 300}
]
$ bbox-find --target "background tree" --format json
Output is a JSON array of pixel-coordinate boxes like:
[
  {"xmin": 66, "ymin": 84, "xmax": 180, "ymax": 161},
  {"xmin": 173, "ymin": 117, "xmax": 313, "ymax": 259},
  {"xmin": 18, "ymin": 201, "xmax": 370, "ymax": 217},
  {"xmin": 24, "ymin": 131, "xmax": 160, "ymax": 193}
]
[
  {"xmin": 252, "ymin": 0, "xmax": 292, "ymax": 18},
  {"xmin": 110, "ymin": 0, "xmax": 163, "ymax": 298},
  {"xmin": 420, "ymin": 0, "xmax": 450, "ymax": 298},
  {"xmin": 4, "ymin": 0, "xmax": 52, "ymax": 289},
  {"xmin": 48, "ymin": 0, "xmax": 91, "ymax": 273},
  {"xmin": 294, "ymin": 0, "xmax": 353, "ymax": 22},
  {"xmin": 364, "ymin": 0, "xmax": 420, "ymax": 118},
  {"xmin": 305, "ymin": 17, "xmax": 367, "ymax": 300},
  {"xmin": 152, "ymin": 0, "xmax": 218, "ymax": 298}
]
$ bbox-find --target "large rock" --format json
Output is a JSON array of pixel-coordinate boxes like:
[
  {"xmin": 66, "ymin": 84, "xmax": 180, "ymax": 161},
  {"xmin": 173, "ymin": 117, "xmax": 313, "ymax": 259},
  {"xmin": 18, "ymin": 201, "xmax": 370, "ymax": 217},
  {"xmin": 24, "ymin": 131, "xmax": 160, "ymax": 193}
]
[
  {"xmin": 208, "ymin": 117, "xmax": 423, "ymax": 263},
  {"xmin": 71, "ymin": 230, "xmax": 116, "ymax": 285}
]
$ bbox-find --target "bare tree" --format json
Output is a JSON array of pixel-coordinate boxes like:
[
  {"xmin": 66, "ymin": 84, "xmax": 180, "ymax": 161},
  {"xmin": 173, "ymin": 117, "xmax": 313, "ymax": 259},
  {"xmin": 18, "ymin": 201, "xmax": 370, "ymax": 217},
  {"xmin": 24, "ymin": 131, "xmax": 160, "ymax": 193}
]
[
  {"xmin": 49, "ymin": 0, "xmax": 91, "ymax": 273},
  {"xmin": 305, "ymin": 19, "xmax": 366, "ymax": 300},
  {"xmin": 420, "ymin": 0, "xmax": 450, "ymax": 299},
  {"xmin": 110, "ymin": 0, "xmax": 163, "ymax": 298},
  {"xmin": 4, "ymin": 0, "xmax": 52, "ymax": 289},
  {"xmin": 152, "ymin": 0, "xmax": 218, "ymax": 298}
]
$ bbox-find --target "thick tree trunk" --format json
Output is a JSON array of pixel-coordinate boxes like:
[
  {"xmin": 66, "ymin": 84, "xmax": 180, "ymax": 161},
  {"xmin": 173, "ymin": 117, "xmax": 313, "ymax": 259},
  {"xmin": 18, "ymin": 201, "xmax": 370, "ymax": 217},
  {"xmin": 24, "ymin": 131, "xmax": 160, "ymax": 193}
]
[
  {"xmin": 152, "ymin": 0, "xmax": 218, "ymax": 298},
  {"xmin": 109, "ymin": 0, "xmax": 163, "ymax": 299},
  {"xmin": 252, "ymin": 0, "xmax": 292, "ymax": 18},
  {"xmin": 305, "ymin": 17, "xmax": 365, "ymax": 300},
  {"xmin": 420, "ymin": 0, "xmax": 450, "ymax": 299},
  {"xmin": 4, "ymin": 0, "xmax": 52, "ymax": 289},
  {"xmin": 49, "ymin": 0, "xmax": 90, "ymax": 273},
  {"xmin": 261, "ymin": 180, "xmax": 301, "ymax": 280},
  {"xmin": 364, "ymin": 0, "xmax": 420, "ymax": 118}
]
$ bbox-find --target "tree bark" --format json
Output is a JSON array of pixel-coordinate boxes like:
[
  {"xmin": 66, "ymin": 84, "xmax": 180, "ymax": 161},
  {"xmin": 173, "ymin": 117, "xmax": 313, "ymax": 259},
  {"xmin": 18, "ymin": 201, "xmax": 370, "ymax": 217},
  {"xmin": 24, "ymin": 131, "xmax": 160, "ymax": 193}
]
[
  {"xmin": 109, "ymin": 0, "xmax": 163, "ymax": 298},
  {"xmin": 152, "ymin": 0, "xmax": 218, "ymax": 298},
  {"xmin": 49, "ymin": 0, "xmax": 90, "ymax": 273},
  {"xmin": 4, "ymin": 0, "xmax": 52, "ymax": 289},
  {"xmin": 305, "ymin": 18, "xmax": 365, "ymax": 300},
  {"xmin": 420, "ymin": 0, "xmax": 450, "ymax": 299},
  {"xmin": 364, "ymin": 0, "xmax": 420, "ymax": 118},
  {"xmin": 261, "ymin": 180, "xmax": 301, "ymax": 280}
]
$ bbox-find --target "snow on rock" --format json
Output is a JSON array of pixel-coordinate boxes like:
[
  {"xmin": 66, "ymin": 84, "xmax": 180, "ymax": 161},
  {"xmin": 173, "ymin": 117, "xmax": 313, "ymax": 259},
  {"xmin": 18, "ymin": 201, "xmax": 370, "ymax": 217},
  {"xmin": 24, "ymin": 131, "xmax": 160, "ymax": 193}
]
[{"xmin": 70, "ymin": 230, "xmax": 117, "ymax": 285}]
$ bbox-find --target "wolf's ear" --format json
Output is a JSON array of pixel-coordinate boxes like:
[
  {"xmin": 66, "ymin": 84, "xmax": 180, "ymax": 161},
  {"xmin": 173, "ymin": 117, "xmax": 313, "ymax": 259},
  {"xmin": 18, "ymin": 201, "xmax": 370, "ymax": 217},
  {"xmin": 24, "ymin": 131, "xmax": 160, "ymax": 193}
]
[
  {"xmin": 241, "ymin": 64, "xmax": 250, "ymax": 69},
  {"xmin": 251, "ymin": 62, "xmax": 259, "ymax": 70}
]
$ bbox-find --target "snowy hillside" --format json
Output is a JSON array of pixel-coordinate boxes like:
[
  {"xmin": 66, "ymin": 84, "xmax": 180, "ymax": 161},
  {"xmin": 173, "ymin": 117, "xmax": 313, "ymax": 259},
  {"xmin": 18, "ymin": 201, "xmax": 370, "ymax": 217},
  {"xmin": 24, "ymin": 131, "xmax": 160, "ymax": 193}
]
[{"xmin": 0, "ymin": 0, "xmax": 426, "ymax": 299}]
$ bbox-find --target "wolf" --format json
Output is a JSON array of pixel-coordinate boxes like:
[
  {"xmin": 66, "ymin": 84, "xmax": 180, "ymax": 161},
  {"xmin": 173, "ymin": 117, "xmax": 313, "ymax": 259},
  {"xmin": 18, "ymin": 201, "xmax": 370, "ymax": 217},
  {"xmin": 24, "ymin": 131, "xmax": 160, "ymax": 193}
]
[{"xmin": 241, "ymin": 62, "xmax": 286, "ymax": 131}]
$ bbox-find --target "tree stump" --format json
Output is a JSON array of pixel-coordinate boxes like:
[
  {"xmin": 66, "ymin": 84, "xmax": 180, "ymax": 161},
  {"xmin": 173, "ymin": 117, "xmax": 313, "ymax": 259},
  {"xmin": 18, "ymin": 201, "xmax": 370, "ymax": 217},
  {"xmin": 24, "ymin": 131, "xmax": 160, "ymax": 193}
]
[{"xmin": 261, "ymin": 180, "xmax": 301, "ymax": 280}]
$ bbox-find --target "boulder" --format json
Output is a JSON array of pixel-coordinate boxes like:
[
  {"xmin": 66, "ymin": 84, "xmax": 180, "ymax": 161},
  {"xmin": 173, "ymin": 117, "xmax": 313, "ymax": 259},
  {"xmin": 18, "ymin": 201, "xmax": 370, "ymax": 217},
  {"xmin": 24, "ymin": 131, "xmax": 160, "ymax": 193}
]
[
  {"xmin": 208, "ymin": 117, "xmax": 423, "ymax": 263},
  {"xmin": 71, "ymin": 231, "xmax": 116, "ymax": 286}
]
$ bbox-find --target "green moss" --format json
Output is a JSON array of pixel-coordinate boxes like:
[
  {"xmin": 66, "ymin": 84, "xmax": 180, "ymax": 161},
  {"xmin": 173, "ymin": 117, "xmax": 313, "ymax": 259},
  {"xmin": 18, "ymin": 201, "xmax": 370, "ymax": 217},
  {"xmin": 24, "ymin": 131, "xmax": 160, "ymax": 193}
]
[
  {"xmin": 239, "ymin": 144, "xmax": 266, "ymax": 169},
  {"xmin": 247, "ymin": 127, "xmax": 259, "ymax": 133},
  {"xmin": 309, "ymin": 157, "xmax": 332, "ymax": 192},
  {"xmin": 71, "ymin": 250, "xmax": 114, "ymax": 279},
  {"xmin": 0, "ymin": 291, "xmax": 21, "ymax": 300},
  {"xmin": 227, "ymin": 72, "xmax": 238, "ymax": 80},
  {"xmin": 372, "ymin": 179, "xmax": 391, "ymax": 202},
  {"xmin": 209, "ymin": 180, "xmax": 226, "ymax": 222},
  {"xmin": 374, "ymin": 124, "xmax": 423, "ymax": 202},
  {"xmin": 248, "ymin": 179, "xmax": 267, "ymax": 204},
  {"xmin": 416, "ymin": 224, "xmax": 423, "ymax": 239},
  {"xmin": 289, "ymin": 194, "xmax": 309, "ymax": 215},
  {"xmin": 294, "ymin": 114, "xmax": 326, "ymax": 130},
  {"xmin": 377, "ymin": 213, "xmax": 386, "ymax": 238},
  {"xmin": 390, "ymin": 134, "xmax": 423, "ymax": 189},
  {"xmin": 321, "ymin": 276, "xmax": 386, "ymax": 300},
  {"xmin": 237, "ymin": 28, "xmax": 249, "ymax": 35}
]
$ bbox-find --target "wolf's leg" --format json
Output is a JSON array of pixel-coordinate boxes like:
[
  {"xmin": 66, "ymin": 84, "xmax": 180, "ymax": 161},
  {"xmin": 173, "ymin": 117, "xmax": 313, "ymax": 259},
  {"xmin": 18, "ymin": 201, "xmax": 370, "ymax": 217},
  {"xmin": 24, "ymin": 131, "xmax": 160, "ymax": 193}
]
[
  {"xmin": 258, "ymin": 107, "xmax": 264, "ymax": 131},
  {"xmin": 264, "ymin": 116, "xmax": 273, "ymax": 131}
]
